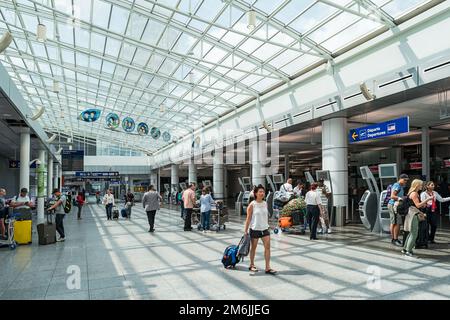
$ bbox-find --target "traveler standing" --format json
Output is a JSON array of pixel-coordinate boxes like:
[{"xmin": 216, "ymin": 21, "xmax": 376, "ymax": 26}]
[
  {"xmin": 317, "ymin": 179, "xmax": 332, "ymax": 234},
  {"xmin": 280, "ymin": 178, "xmax": 293, "ymax": 194},
  {"xmin": 244, "ymin": 185, "xmax": 276, "ymax": 274},
  {"xmin": 142, "ymin": 185, "xmax": 162, "ymax": 232},
  {"xmin": 402, "ymin": 179, "xmax": 432, "ymax": 257},
  {"xmin": 388, "ymin": 174, "xmax": 409, "ymax": 246},
  {"xmin": 182, "ymin": 183, "xmax": 196, "ymax": 231},
  {"xmin": 103, "ymin": 189, "xmax": 115, "ymax": 220},
  {"xmin": 421, "ymin": 181, "xmax": 450, "ymax": 244},
  {"xmin": 200, "ymin": 187, "xmax": 215, "ymax": 232},
  {"xmin": 124, "ymin": 189, "xmax": 135, "ymax": 219},
  {"xmin": 0, "ymin": 188, "xmax": 8, "ymax": 240},
  {"xmin": 76, "ymin": 192, "xmax": 84, "ymax": 220},
  {"xmin": 179, "ymin": 185, "xmax": 186, "ymax": 219},
  {"xmin": 10, "ymin": 188, "xmax": 33, "ymax": 209},
  {"xmin": 305, "ymin": 183, "xmax": 323, "ymax": 240},
  {"xmin": 47, "ymin": 189, "xmax": 67, "ymax": 242},
  {"xmin": 293, "ymin": 182, "xmax": 306, "ymax": 198}
]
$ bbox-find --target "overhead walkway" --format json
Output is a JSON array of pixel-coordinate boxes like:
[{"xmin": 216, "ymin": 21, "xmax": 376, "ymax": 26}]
[{"xmin": 1, "ymin": 205, "xmax": 449, "ymax": 300}]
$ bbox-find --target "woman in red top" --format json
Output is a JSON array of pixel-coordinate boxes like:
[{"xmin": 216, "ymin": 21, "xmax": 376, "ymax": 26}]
[{"xmin": 76, "ymin": 192, "xmax": 85, "ymax": 220}]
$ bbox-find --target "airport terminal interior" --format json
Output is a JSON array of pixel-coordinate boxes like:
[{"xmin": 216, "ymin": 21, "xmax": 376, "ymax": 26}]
[{"xmin": 1, "ymin": 0, "xmax": 450, "ymax": 300}]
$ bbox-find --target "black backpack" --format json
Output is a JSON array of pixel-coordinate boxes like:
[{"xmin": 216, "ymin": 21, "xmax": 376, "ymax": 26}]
[{"xmin": 396, "ymin": 196, "xmax": 408, "ymax": 216}]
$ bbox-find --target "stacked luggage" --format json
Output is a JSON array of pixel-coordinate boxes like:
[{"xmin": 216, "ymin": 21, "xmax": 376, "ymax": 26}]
[{"xmin": 274, "ymin": 198, "xmax": 307, "ymax": 234}]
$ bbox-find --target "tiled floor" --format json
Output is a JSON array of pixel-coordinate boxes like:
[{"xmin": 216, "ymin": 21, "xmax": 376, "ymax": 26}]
[{"xmin": 1, "ymin": 204, "xmax": 450, "ymax": 300}]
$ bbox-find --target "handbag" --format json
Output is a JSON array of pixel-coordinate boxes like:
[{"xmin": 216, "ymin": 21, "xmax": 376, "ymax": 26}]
[{"xmin": 417, "ymin": 212, "xmax": 427, "ymax": 221}]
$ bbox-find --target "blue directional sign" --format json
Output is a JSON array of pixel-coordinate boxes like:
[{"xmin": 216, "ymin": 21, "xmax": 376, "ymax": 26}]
[{"xmin": 349, "ymin": 116, "xmax": 409, "ymax": 143}]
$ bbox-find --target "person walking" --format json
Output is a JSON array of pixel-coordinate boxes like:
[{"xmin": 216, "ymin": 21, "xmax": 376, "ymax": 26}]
[
  {"xmin": 244, "ymin": 185, "xmax": 276, "ymax": 275},
  {"xmin": 200, "ymin": 187, "xmax": 215, "ymax": 233},
  {"xmin": 421, "ymin": 181, "xmax": 450, "ymax": 244},
  {"xmin": 402, "ymin": 179, "xmax": 432, "ymax": 257},
  {"xmin": 47, "ymin": 189, "xmax": 67, "ymax": 242},
  {"xmin": 124, "ymin": 189, "xmax": 135, "ymax": 219},
  {"xmin": 317, "ymin": 179, "xmax": 332, "ymax": 234},
  {"xmin": 103, "ymin": 189, "xmax": 115, "ymax": 220},
  {"xmin": 388, "ymin": 174, "xmax": 409, "ymax": 246},
  {"xmin": 142, "ymin": 185, "xmax": 162, "ymax": 233},
  {"xmin": 76, "ymin": 192, "xmax": 84, "ymax": 220},
  {"xmin": 305, "ymin": 183, "xmax": 323, "ymax": 240},
  {"xmin": 182, "ymin": 183, "xmax": 196, "ymax": 231}
]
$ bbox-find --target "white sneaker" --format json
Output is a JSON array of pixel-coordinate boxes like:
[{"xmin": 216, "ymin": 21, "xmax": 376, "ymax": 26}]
[
  {"xmin": 327, "ymin": 228, "xmax": 332, "ymax": 234},
  {"xmin": 56, "ymin": 237, "xmax": 65, "ymax": 242},
  {"xmin": 317, "ymin": 229, "xmax": 323, "ymax": 234}
]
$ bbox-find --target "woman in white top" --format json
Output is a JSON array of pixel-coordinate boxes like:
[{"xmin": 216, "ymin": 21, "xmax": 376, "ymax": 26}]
[
  {"xmin": 102, "ymin": 189, "xmax": 115, "ymax": 220},
  {"xmin": 305, "ymin": 183, "xmax": 323, "ymax": 240},
  {"xmin": 244, "ymin": 185, "xmax": 276, "ymax": 275},
  {"xmin": 421, "ymin": 181, "xmax": 450, "ymax": 244}
]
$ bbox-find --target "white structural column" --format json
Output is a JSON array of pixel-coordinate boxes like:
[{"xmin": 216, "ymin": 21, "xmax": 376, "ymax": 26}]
[
  {"xmin": 54, "ymin": 163, "xmax": 59, "ymax": 191},
  {"xmin": 422, "ymin": 127, "xmax": 430, "ymax": 180},
  {"xmin": 171, "ymin": 164, "xmax": 179, "ymax": 187},
  {"xmin": 284, "ymin": 154, "xmax": 290, "ymax": 180},
  {"xmin": 213, "ymin": 149, "xmax": 224, "ymax": 200},
  {"xmin": 322, "ymin": 118, "xmax": 348, "ymax": 208},
  {"xmin": 251, "ymin": 140, "xmax": 266, "ymax": 187},
  {"xmin": 47, "ymin": 155, "xmax": 53, "ymax": 197},
  {"xmin": 188, "ymin": 160, "xmax": 197, "ymax": 184},
  {"xmin": 150, "ymin": 170, "xmax": 158, "ymax": 188},
  {"xmin": 37, "ymin": 149, "xmax": 47, "ymax": 225},
  {"xmin": 19, "ymin": 127, "xmax": 30, "ymax": 191}
]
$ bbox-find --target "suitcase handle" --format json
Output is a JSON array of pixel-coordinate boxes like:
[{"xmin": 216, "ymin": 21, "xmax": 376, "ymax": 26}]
[{"xmin": 46, "ymin": 211, "xmax": 54, "ymax": 224}]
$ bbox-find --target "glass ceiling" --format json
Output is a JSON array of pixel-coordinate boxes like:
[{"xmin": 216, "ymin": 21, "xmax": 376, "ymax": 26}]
[{"xmin": 0, "ymin": 0, "xmax": 435, "ymax": 154}]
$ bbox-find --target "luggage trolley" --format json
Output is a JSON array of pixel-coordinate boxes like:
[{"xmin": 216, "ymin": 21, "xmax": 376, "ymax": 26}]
[
  {"xmin": 273, "ymin": 208, "xmax": 306, "ymax": 235},
  {"xmin": 0, "ymin": 212, "xmax": 17, "ymax": 250},
  {"xmin": 193, "ymin": 202, "xmax": 229, "ymax": 232}
]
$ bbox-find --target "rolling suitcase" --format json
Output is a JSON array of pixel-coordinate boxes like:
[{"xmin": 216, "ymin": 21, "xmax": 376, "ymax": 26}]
[
  {"xmin": 14, "ymin": 220, "xmax": 32, "ymax": 244},
  {"xmin": 37, "ymin": 213, "xmax": 56, "ymax": 245},
  {"xmin": 121, "ymin": 208, "xmax": 128, "ymax": 218},
  {"xmin": 416, "ymin": 219, "xmax": 429, "ymax": 248},
  {"xmin": 113, "ymin": 206, "xmax": 119, "ymax": 220}
]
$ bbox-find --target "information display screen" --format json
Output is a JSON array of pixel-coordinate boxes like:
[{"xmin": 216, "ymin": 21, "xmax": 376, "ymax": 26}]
[{"xmin": 62, "ymin": 150, "xmax": 84, "ymax": 171}]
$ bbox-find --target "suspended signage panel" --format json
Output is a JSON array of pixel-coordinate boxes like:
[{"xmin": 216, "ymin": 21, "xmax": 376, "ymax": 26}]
[{"xmin": 349, "ymin": 117, "xmax": 409, "ymax": 143}]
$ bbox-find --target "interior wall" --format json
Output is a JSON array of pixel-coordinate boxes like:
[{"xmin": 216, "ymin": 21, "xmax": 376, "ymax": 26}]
[
  {"xmin": 0, "ymin": 155, "xmax": 20, "ymax": 197},
  {"xmin": 227, "ymin": 166, "xmax": 251, "ymax": 200}
]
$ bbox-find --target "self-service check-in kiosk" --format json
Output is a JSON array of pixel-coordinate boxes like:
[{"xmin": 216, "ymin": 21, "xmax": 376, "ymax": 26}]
[
  {"xmin": 164, "ymin": 183, "xmax": 171, "ymax": 204},
  {"xmin": 359, "ymin": 166, "xmax": 380, "ymax": 231},
  {"xmin": 266, "ymin": 174, "xmax": 284, "ymax": 218},
  {"xmin": 304, "ymin": 171, "xmax": 315, "ymax": 185},
  {"xmin": 377, "ymin": 164, "xmax": 398, "ymax": 234},
  {"xmin": 236, "ymin": 177, "xmax": 251, "ymax": 215},
  {"xmin": 171, "ymin": 184, "xmax": 178, "ymax": 204}
]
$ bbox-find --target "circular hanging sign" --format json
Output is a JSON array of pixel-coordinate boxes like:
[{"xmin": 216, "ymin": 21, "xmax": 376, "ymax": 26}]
[
  {"xmin": 137, "ymin": 122, "xmax": 149, "ymax": 136},
  {"xmin": 122, "ymin": 117, "xmax": 135, "ymax": 132},
  {"xmin": 150, "ymin": 127, "xmax": 161, "ymax": 139},
  {"xmin": 79, "ymin": 109, "xmax": 101, "ymax": 122},
  {"xmin": 106, "ymin": 113, "xmax": 120, "ymax": 129},
  {"xmin": 162, "ymin": 131, "xmax": 171, "ymax": 142}
]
